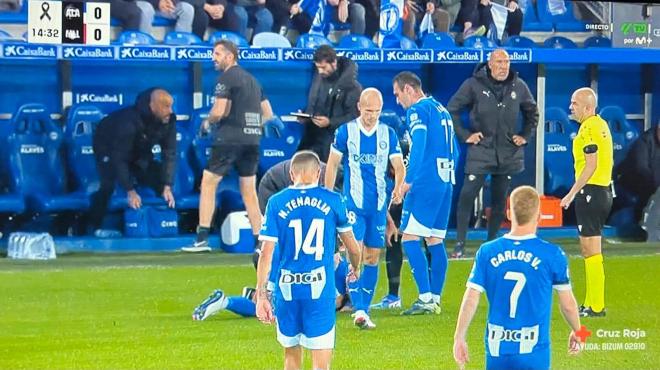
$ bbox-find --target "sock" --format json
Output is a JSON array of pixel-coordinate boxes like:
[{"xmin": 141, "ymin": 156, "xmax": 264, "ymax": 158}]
[
  {"xmin": 585, "ymin": 254, "xmax": 605, "ymax": 312},
  {"xmin": 583, "ymin": 258, "xmax": 592, "ymax": 308},
  {"xmin": 347, "ymin": 277, "xmax": 362, "ymax": 310},
  {"xmin": 196, "ymin": 226, "xmax": 210, "ymax": 243},
  {"xmin": 386, "ymin": 239, "xmax": 403, "ymax": 297},
  {"xmin": 360, "ymin": 264, "xmax": 379, "ymax": 312},
  {"xmin": 429, "ymin": 242, "xmax": 448, "ymax": 298},
  {"xmin": 432, "ymin": 294, "xmax": 441, "ymax": 304},
  {"xmin": 403, "ymin": 239, "xmax": 431, "ymax": 296},
  {"xmin": 226, "ymin": 297, "xmax": 256, "ymax": 317}
]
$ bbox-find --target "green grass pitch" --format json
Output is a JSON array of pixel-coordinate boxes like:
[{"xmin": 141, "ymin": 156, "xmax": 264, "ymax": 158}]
[{"xmin": 1, "ymin": 240, "xmax": 658, "ymax": 369}]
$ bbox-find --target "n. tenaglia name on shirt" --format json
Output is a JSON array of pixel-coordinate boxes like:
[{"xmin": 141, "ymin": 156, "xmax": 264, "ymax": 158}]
[
  {"xmin": 490, "ymin": 249, "xmax": 542, "ymax": 270},
  {"xmin": 278, "ymin": 196, "xmax": 331, "ymax": 219}
]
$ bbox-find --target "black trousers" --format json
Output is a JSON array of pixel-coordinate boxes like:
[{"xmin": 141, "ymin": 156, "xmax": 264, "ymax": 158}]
[
  {"xmin": 455, "ymin": 173, "xmax": 512, "ymax": 243},
  {"xmin": 88, "ymin": 158, "xmax": 164, "ymax": 231},
  {"xmin": 109, "ymin": 0, "xmax": 142, "ymax": 30}
]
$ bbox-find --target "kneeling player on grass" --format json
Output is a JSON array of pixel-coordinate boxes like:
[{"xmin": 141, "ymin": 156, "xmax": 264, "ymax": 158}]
[
  {"xmin": 453, "ymin": 186, "xmax": 584, "ymax": 370},
  {"xmin": 192, "ymin": 252, "xmax": 353, "ymax": 320},
  {"xmin": 255, "ymin": 151, "xmax": 361, "ymax": 370}
]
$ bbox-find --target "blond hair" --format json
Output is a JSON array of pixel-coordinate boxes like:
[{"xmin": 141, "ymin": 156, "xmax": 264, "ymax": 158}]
[{"xmin": 510, "ymin": 186, "xmax": 540, "ymax": 226}]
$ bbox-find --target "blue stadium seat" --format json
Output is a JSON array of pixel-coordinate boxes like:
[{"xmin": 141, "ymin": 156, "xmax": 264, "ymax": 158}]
[
  {"xmin": 543, "ymin": 36, "xmax": 578, "ymax": 49},
  {"xmin": 208, "ymin": 31, "xmax": 249, "ymax": 48},
  {"xmin": 172, "ymin": 123, "xmax": 199, "ymax": 210},
  {"xmin": 0, "ymin": 1, "xmax": 27, "ymax": 24},
  {"xmin": 259, "ymin": 118, "xmax": 300, "ymax": 177},
  {"xmin": 421, "ymin": 32, "xmax": 455, "ymax": 49},
  {"xmin": 296, "ymin": 33, "xmax": 332, "ymax": 49},
  {"xmin": 379, "ymin": 110, "xmax": 407, "ymax": 139},
  {"xmin": 252, "ymin": 32, "xmax": 291, "ymax": 48},
  {"xmin": 116, "ymin": 31, "xmax": 156, "ymax": 45},
  {"xmin": 504, "ymin": 35, "xmax": 537, "ymax": 48},
  {"xmin": 583, "ymin": 35, "xmax": 612, "ymax": 48},
  {"xmin": 463, "ymin": 36, "xmax": 496, "ymax": 48},
  {"xmin": 338, "ymin": 35, "xmax": 377, "ymax": 49},
  {"xmin": 536, "ymin": 0, "xmax": 586, "ymax": 31},
  {"xmin": 65, "ymin": 105, "xmax": 105, "ymax": 196},
  {"xmin": 520, "ymin": 3, "xmax": 554, "ymax": 32},
  {"xmin": 163, "ymin": 31, "xmax": 202, "ymax": 46},
  {"xmin": 600, "ymin": 105, "xmax": 639, "ymax": 166},
  {"xmin": 7, "ymin": 104, "xmax": 89, "ymax": 212},
  {"xmin": 544, "ymin": 107, "xmax": 576, "ymax": 196},
  {"xmin": 382, "ymin": 36, "xmax": 418, "ymax": 49}
]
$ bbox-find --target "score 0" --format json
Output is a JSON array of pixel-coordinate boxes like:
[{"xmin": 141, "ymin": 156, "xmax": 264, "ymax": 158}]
[{"xmin": 83, "ymin": 2, "xmax": 110, "ymax": 45}]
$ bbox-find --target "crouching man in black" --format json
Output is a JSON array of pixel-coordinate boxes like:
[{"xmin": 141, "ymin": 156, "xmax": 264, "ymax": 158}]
[{"xmin": 88, "ymin": 88, "xmax": 177, "ymax": 236}]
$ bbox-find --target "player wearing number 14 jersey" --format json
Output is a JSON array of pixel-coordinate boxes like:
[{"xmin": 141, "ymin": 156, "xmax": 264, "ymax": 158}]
[
  {"xmin": 255, "ymin": 151, "xmax": 361, "ymax": 370},
  {"xmin": 453, "ymin": 186, "xmax": 583, "ymax": 370}
]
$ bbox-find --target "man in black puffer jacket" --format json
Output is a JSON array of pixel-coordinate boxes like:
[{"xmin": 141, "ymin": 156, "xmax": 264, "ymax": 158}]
[
  {"xmin": 297, "ymin": 45, "xmax": 362, "ymax": 162},
  {"xmin": 447, "ymin": 48, "xmax": 538, "ymax": 257},
  {"xmin": 88, "ymin": 88, "xmax": 177, "ymax": 235}
]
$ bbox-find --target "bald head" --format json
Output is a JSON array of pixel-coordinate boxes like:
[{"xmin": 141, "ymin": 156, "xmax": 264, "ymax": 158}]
[
  {"xmin": 289, "ymin": 150, "xmax": 321, "ymax": 185},
  {"xmin": 358, "ymin": 87, "xmax": 384, "ymax": 129},
  {"xmin": 488, "ymin": 48, "xmax": 511, "ymax": 81},
  {"xmin": 570, "ymin": 87, "xmax": 598, "ymax": 123},
  {"xmin": 149, "ymin": 89, "xmax": 174, "ymax": 124}
]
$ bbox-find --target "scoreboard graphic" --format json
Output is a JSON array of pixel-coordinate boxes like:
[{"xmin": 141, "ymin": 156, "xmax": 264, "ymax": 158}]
[{"xmin": 28, "ymin": 1, "xmax": 110, "ymax": 45}]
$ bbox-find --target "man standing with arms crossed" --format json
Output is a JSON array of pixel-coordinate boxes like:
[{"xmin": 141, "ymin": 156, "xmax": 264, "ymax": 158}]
[
  {"xmin": 392, "ymin": 72, "xmax": 458, "ymax": 315},
  {"xmin": 560, "ymin": 87, "xmax": 613, "ymax": 317},
  {"xmin": 255, "ymin": 151, "xmax": 362, "ymax": 370},
  {"xmin": 182, "ymin": 40, "xmax": 273, "ymax": 253},
  {"xmin": 454, "ymin": 186, "xmax": 583, "ymax": 369},
  {"xmin": 325, "ymin": 88, "xmax": 406, "ymax": 329}
]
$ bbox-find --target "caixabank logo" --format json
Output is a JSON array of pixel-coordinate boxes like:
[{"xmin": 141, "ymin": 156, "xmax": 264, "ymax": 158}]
[
  {"xmin": 238, "ymin": 48, "xmax": 279, "ymax": 61},
  {"xmin": 435, "ymin": 50, "xmax": 481, "ymax": 63},
  {"xmin": 119, "ymin": 46, "xmax": 171, "ymax": 61},
  {"xmin": 63, "ymin": 46, "xmax": 115, "ymax": 59},
  {"xmin": 75, "ymin": 93, "xmax": 123, "ymax": 105},
  {"xmin": 385, "ymin": 49, "xmax": 433, "ymax": 63},
  {"xmin": 485, "ymin": 49, "xmax": 532, "ymax": 63},
  {"xmin": 283, "ymin": 49, "xmax": 315, "ymax": 62},
  {"xmin": 3, "ymin": 43, "xmax": 57, "ymax": 58},
  {"xmin": 175, "ymin": 47, "xmax": 213, "ymax": 61},
  {"xmin": 336, "ymin": 49, "xmax": 382, "ymax": 63}
]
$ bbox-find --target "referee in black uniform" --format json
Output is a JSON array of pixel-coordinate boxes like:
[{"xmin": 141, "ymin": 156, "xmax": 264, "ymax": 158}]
[{"xmin": 182, "ymin": 40, "xmax": 273, "ymax": 252}]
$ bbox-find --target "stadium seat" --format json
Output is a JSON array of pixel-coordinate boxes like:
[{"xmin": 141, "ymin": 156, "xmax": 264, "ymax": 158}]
[
  {"xmin": 504, "ymin": 35, "xmax": 537, "ymax": 48},
  {"xmin": 583, "ymin": 35, "xmax": 612, "ymax": 48},
  {"xmin": 421, "ymin": 32, "xmax": 455, "ymax": 49},
  {"xmin": 600, "ymin": 105, "xmax": 639, "ymax": 166},
  {"xmin": 163, "ymin": 31, "xmax": 202, "ymax": 46},
  {"xmin": 65, "ymin": 105, "xmax": 105, "ymax": 196},
  {"xmin": 296, "ymin": 33, "xmax": 332, "ymax": 49},
  {"xmin": 381, "ymin": 36, "xmax": 418, "ymax": 49},
  {"xmin": 0, "ymin": 1, "xmax": 27, "ymax": 24},
  {"xmin": 172, "ymin": 124, "xmax": 199, "ymax": 210},
  {"xmin": 463, "ymin": 36, "xmax": 496, "ymax": 48},
  {"xmin": 7, "ymin": 104, "xmax": 89, "ymax": 212},
  {"xmin": 520, "ymin": 3, "xmax": 554, "ymax": 32},
  {"xmin": 379, "ymin": 110, "xmax": 407, "ymax": 139},
  {"xmin": 544, "ymin": 107, "xmax": 576, "ymax": 196},
  {"xmin": 116, "ymin": 31, "xmax": 156, "ymax": 45},
  {"xmin": 543, "ymin": 36, "xmax": 578, "ymax": 49},
  {"xmin": 536, "ymin": 0, "xmax": 587, "ymax": 31},
  {"xmin": 252, "ymin": 32, "xmax": 291, "ymax": 48},
  {"xmin": 259, "ymin": 119, "xmax": 300, "ymax": 177},
  {"xmin": 338, "ymin": 35, "xmax": 377, "ymax": 49},
  {"xmin": 208, "ymin": 31, "xmax": 249, "ymax": 48}
]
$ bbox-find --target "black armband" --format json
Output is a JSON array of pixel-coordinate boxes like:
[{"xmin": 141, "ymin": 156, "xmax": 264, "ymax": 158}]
[{"xmin": 583, "ymin": 144, "xmax": 598, "ymax": 154}]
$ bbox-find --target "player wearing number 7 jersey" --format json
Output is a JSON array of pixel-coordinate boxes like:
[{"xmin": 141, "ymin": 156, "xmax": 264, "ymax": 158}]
[
  {"xmin": 453, "ymin": 186, "xmax": 583, "ymax": 370},
  {"xmin": 255, "ymin": 150, "xmax": 362, "ymax": 370}
]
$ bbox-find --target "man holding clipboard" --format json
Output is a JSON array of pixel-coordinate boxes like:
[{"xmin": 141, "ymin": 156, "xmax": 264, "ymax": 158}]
[{"xmin": 295, "ymin": 45, "xmax": 362, "ymax": 162}]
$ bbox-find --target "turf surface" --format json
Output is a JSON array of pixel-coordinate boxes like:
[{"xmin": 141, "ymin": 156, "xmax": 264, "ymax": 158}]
[{"xmin": 1, "ymin": 241, "xmax": 658, "ymax": 369}]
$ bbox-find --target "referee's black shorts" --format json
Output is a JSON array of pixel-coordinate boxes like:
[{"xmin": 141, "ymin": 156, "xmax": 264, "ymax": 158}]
[
  {"xmin": 207, "ymin": 143, "xmax": 260, "ymax": 177},
  {"xmin": 575, "ymin": 184, "xmax": 613, "ymax": 237}
]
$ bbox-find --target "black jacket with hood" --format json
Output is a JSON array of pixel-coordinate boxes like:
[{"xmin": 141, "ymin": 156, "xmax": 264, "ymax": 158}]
[
  {"xmin": 448, "ymin": 63, "xmax": 538, "ymax": 175},
  {"xmin": 93, "ymin": 88, "xmax": 177, "ymax": 192},
  {"xmin": 299, "ymin": 56, "xmax": 362, "ymax": 161}
]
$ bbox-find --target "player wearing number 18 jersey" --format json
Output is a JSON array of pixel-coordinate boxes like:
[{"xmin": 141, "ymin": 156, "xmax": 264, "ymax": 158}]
[
  {"xmin": 454, "ymin": 186, "xmax": 583, "ymax": 370},
  {"xmin": 255, "ymin": 151, "xmax": 361, "ymax": 370}
]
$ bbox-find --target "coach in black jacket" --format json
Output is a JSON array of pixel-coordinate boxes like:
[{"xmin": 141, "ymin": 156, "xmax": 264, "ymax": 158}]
[
  {"xmin": 297, "ymin": 45, "xmax": 362, "ymax": 162},
  {"xmin": 88, "ymin": 88, "xmax": 177, "ymax": 234},
  {"xmin": 447, "ymin": 49, "xmax": 538, "ymax": 256}
]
